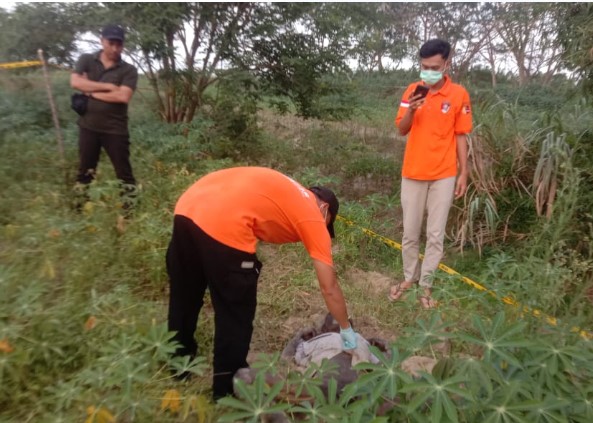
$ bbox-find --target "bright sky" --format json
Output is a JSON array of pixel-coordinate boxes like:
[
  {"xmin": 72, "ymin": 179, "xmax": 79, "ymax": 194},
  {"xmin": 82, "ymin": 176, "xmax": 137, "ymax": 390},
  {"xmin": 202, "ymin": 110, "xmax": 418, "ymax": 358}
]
[{"xmin": 2, "ymin": 1, "xmax": 17, "ymax": 12}]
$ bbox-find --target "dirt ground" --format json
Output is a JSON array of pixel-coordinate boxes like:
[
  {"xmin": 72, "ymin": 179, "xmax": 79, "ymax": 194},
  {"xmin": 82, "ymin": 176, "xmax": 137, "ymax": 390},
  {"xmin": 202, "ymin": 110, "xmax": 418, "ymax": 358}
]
[
  {"xmin": 247, "ymin": 244, "xmax": 399, "ymax": 362},
  {"xmin": 244, "ymin": 111, "xmax": 405, "ymax": 359}
]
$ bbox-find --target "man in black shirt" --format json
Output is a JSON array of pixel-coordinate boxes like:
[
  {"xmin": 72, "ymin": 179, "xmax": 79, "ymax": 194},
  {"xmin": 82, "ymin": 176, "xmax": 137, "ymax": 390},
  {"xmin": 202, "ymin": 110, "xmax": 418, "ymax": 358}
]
[{"xmin": 70, "ymin": 24, "xmax": 138, "ymax": 210}]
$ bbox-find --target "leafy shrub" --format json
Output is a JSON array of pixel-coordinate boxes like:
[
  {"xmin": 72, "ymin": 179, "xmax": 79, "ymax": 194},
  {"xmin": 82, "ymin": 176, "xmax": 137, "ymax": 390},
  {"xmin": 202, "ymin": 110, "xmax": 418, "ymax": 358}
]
[
  {"xmin": 0, "ymin": 77, "xmax": 55, "ymax": 134},
  {"xmin": 219, "ymin": 311, "xmax": 593, "ymax": 422},
  {"xmin": 2, "ymin": 66, "xmax": 593, "ymax": 423},
  {"xmin": 186, "ymin": 70, "xmax": 263, "ymax": 161}
]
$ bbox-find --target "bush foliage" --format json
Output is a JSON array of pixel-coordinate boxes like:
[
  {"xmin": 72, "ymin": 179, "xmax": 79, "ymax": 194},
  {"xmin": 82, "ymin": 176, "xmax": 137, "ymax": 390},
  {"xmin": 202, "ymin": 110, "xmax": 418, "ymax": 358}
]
[{"xmin": 1, "ymin": 68, "xmax": 592, "ymax": 422}]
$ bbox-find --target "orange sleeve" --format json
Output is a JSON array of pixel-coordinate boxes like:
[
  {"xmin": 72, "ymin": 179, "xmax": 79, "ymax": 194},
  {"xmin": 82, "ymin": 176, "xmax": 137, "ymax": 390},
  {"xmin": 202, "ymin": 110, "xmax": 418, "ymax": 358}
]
[
  {"xmin": 395, "ymin": 84, "xmax": 416, "ymax": 127},
  {"xmin": 296, "ymin": 221, "xmax": 333, "ymax": 266},
  {"xmin": 455, "ymin": 88, "xmax": 473, "ymax": 135}
]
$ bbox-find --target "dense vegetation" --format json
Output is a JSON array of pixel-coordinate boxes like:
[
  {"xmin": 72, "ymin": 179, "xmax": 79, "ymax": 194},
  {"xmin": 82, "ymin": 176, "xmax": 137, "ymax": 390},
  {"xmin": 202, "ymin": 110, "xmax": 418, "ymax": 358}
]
[
  {"xmin": 1, "ymin": 61, "xmax": 593, "ymax": 421},
  {"xmin": 2, "ymin": 2, "xmax": 593, "ymax": 123},
  {"xmin": 2, "ymin": 2, "xmax": 593, "ymax": 422}
]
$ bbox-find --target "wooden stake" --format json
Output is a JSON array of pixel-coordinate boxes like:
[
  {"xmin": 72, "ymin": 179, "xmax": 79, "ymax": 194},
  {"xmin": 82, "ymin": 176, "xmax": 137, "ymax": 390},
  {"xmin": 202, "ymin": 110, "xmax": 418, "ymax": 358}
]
[{"xmin": 37, "ymin": 49, "xmax": 65, "ymax": 163}]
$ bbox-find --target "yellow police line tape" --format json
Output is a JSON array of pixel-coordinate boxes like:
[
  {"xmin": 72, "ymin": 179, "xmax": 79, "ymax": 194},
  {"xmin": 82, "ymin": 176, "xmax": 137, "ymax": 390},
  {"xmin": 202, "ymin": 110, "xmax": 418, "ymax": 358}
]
[
  {"xmin": 337, "ymin": 215, "xmax": 592, "ymax": 340},
  {"xmin": 0, "ymin": 60, "xmax": 43, "ymax": 69}
]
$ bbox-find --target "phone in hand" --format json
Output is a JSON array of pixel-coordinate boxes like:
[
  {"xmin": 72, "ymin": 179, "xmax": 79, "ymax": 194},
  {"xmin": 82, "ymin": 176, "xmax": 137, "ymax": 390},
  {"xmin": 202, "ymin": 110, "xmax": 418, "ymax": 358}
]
[{"xmin": 412, "ymin": 84, "xmax": 429, "ymax": 99}]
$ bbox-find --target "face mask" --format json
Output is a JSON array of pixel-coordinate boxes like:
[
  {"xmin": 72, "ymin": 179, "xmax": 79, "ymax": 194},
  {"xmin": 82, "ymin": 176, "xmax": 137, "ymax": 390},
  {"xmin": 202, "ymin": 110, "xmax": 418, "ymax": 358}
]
[{"xmin": 420, "ymin": 70, "xmax": 443, "ymax": 86}]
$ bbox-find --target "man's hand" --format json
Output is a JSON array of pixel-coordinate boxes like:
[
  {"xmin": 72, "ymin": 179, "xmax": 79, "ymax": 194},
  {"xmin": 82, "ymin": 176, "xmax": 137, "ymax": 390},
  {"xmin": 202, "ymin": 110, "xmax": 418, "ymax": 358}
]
[
  {"xmin": 340, "ymin": 326, "xmax": 358, "ymax": 350},
  {"xmin": 455, "ymin": 172, "xmax": 468, "ymax": 199},
  {"xmin": 91, "ymin": 85, "xmax": 134, "ymax": 104},
  {"xmin": 455, "ymin": 134, "xmax": 469, "ymax": 199},
  {"xmin": 408, "ymin": 93, "xmax": 426, "ymax": 111},
  {"xmin": 312, "ymin": 259, "xmax": 351, "ymax": 331},
  {"xmin": 81, "ymin": 72, "xmax": 118, "ymax": 92},
  {"xmin": 70, "ymin": 72, "xmax": 118, "ymax": 93},
  {"xmin": 398, "ymin": 93, "xmax": 426, "ymax": 135}
]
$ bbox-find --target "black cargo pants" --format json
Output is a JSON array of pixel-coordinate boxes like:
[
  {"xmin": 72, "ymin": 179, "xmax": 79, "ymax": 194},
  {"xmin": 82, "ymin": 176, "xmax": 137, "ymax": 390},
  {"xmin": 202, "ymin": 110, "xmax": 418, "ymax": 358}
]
[
  {"xmin": 166, "ymin": 215, "xmax": 262, "ymax": 399},
  {"xmin": 76, "ymin": 127, "xmax": 136, "ymax": 186}
]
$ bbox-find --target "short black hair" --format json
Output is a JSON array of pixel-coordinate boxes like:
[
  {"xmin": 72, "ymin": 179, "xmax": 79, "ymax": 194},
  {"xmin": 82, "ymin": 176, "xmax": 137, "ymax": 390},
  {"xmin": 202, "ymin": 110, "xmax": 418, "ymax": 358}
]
[{"xmin": 419, "ymin": 39, "xmax": 451, "ymax": 60}]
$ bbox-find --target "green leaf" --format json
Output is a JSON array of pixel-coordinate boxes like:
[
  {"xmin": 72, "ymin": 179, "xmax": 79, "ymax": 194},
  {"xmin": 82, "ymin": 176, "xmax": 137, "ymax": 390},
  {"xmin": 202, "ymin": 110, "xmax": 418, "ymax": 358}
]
[
  {"xmin": 457, "ymin": 312, "xmax": 535, "ymax": 368},
  {"xmin": 355, "ymin": 345, "xmax": 410, "ymax": 402}
]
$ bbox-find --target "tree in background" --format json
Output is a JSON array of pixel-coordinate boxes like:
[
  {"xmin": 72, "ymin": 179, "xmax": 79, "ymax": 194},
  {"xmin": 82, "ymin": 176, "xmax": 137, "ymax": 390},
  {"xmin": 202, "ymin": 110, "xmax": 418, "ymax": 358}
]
[
  {"xmin": 491, "ymin": 3, "xmax": 563, "ymax": 86},
  {"xmin": 0, "ymin": 2, "xmax": 82, "ymax": 65},
  {"xmin": 94, "ymin": 2, "xmax": 251, "ymax": 123},
  {"xmin": 557, "ymin": 2, "xmax": 593, "ymax": 94},
  {"xmin": 94, "ymin": 2, "xmax": 357, "ymax": 122},
  {"xmin": 0, "ymin": 2, "xmax": 360, "ymax": 126},
  {"xmin": 1, "ymin": 2, "xmax": 587, "ymax": 118},
  {"xmin": 476, "ymin": 4, "xmax": 508, "ymax": 89},
  {"xmin": 237, "ymin": 2, "xmax": 355, "ymax": 119},
  {"xmin": 348, "ymin": 3, "xmax": 413, "ymax": 72},
  {"xmin": 400, "ymin": 2, "xmax": 563, "ymax": 86},
  {"xmin": 436, "ymin": 3, "xmax": 493, "ymax": 80}
]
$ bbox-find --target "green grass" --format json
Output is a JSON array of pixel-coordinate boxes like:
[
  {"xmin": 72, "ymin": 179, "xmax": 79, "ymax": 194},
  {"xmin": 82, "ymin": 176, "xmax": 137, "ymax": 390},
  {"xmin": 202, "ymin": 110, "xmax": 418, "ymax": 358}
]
[{"xmin": 1, "ymin": 69, "xmax": 593, "ymax": 421}]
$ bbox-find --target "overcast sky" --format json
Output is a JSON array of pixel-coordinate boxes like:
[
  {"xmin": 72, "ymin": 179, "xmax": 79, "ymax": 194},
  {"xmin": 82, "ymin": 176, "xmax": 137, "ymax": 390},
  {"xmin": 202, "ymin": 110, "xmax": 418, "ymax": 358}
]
[{"xmin": 2, "ymin": 2, "xmax": 17, "ymax": 12}]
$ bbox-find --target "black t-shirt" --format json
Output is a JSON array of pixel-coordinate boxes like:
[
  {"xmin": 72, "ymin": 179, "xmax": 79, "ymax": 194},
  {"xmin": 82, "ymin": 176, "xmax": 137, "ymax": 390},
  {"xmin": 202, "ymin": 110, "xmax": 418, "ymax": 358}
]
[{"xmin": 74, "ymin": 51, "xmax": 138, "ymax": 135}]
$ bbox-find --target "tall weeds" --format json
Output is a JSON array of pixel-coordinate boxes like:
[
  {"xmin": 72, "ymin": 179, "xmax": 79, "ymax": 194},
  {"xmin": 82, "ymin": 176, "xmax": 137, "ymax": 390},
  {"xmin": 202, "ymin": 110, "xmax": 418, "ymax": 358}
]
[
  {"xmin": 2, "ymin": 68, "xmax": 593, "ymax": 422},
  {"xmin": 453, "ymin": 96, "xmax": 593, "ymax": 322}
]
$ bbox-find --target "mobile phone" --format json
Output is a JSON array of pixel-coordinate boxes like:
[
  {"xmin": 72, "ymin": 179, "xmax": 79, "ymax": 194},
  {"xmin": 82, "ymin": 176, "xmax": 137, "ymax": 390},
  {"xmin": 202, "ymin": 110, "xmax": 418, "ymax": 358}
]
[{"xmin": 412, "ymin": 85, "xmax": 429, "ymax": 99}]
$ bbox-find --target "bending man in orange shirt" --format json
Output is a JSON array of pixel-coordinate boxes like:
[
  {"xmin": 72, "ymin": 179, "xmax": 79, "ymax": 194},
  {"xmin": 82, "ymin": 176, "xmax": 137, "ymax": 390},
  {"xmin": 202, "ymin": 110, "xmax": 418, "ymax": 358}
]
[
  {"xmin": 166, "ymin": 167, "xmax": 357, "ymax": 399},
  {"xmin": 391, "ymin": 39, "xmax": 473, "ymax": 309}
]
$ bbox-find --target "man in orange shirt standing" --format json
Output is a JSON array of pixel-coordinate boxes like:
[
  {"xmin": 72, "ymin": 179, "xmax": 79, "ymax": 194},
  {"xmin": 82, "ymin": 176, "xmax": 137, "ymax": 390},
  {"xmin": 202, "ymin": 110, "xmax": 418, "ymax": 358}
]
[
  {"xmin": 390, "ymin": 39, "xmax": 473, "ymax": 309},
  {"xmin": 166, "ymin": 166, "xmax": 357, "ymax": 399}
]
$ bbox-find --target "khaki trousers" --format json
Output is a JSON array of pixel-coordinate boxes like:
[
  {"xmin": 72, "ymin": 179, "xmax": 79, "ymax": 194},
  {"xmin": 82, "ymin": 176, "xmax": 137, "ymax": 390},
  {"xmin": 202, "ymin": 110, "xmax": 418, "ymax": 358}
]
[{"xmin": 401, "ymin": 176, "xmax": 456, "ymax": 288}]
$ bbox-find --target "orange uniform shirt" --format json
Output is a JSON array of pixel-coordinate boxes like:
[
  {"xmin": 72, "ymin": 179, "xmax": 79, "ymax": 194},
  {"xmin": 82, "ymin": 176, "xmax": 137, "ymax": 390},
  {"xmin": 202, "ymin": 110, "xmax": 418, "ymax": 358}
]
[
  {"xmin": 395, "ymin": 76, "xmax": 472, "ymax": 180},
  {"xmin": 175, "ymin": 167, "xmax": 333, "ymax": 266}
]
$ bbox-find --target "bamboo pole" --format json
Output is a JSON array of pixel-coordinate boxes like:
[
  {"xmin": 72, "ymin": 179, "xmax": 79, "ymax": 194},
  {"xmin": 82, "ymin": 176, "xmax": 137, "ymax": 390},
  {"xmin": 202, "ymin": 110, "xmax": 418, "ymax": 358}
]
[{"xmin": 37, "ymin": 49, "xmax": 65, "ymax": 164}]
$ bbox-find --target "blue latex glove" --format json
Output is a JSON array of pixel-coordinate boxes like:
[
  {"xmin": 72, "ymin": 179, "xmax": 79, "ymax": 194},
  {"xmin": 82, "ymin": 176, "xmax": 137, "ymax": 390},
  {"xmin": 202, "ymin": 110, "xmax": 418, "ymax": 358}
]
[{"xmin": 340, "ymin": 326, "xmax": 358, "ymax": 350}]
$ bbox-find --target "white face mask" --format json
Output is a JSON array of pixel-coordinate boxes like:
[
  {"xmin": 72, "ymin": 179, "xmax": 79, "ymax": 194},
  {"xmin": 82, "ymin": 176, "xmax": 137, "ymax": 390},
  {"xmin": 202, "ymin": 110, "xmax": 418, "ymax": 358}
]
[
  {"xmin": 323, "ymin": 205, "xmax": 329, "ymax": 222},
  {"xmin": 420, "ymin": 69, "xmax": 444, "ymax": 86}
]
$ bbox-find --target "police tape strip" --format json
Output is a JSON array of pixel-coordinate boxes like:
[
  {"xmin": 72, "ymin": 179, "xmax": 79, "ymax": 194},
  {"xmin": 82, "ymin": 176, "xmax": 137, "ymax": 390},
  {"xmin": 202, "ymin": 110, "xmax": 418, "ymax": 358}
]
[
  {"xmin": 0, "ymin": 60, "xmax": 43, "ymax": 69},
  {"xmin": 337, "ymin": 215, "xmax": 592, "ymax": 339}
]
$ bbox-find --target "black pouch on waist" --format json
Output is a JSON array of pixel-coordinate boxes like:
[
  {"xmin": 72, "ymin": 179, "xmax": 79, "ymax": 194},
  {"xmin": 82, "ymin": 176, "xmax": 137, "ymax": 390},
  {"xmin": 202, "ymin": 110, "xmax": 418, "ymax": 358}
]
[{"xmin": 71, "ymin": 93, "xmax": 89, "ymax": 116}]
